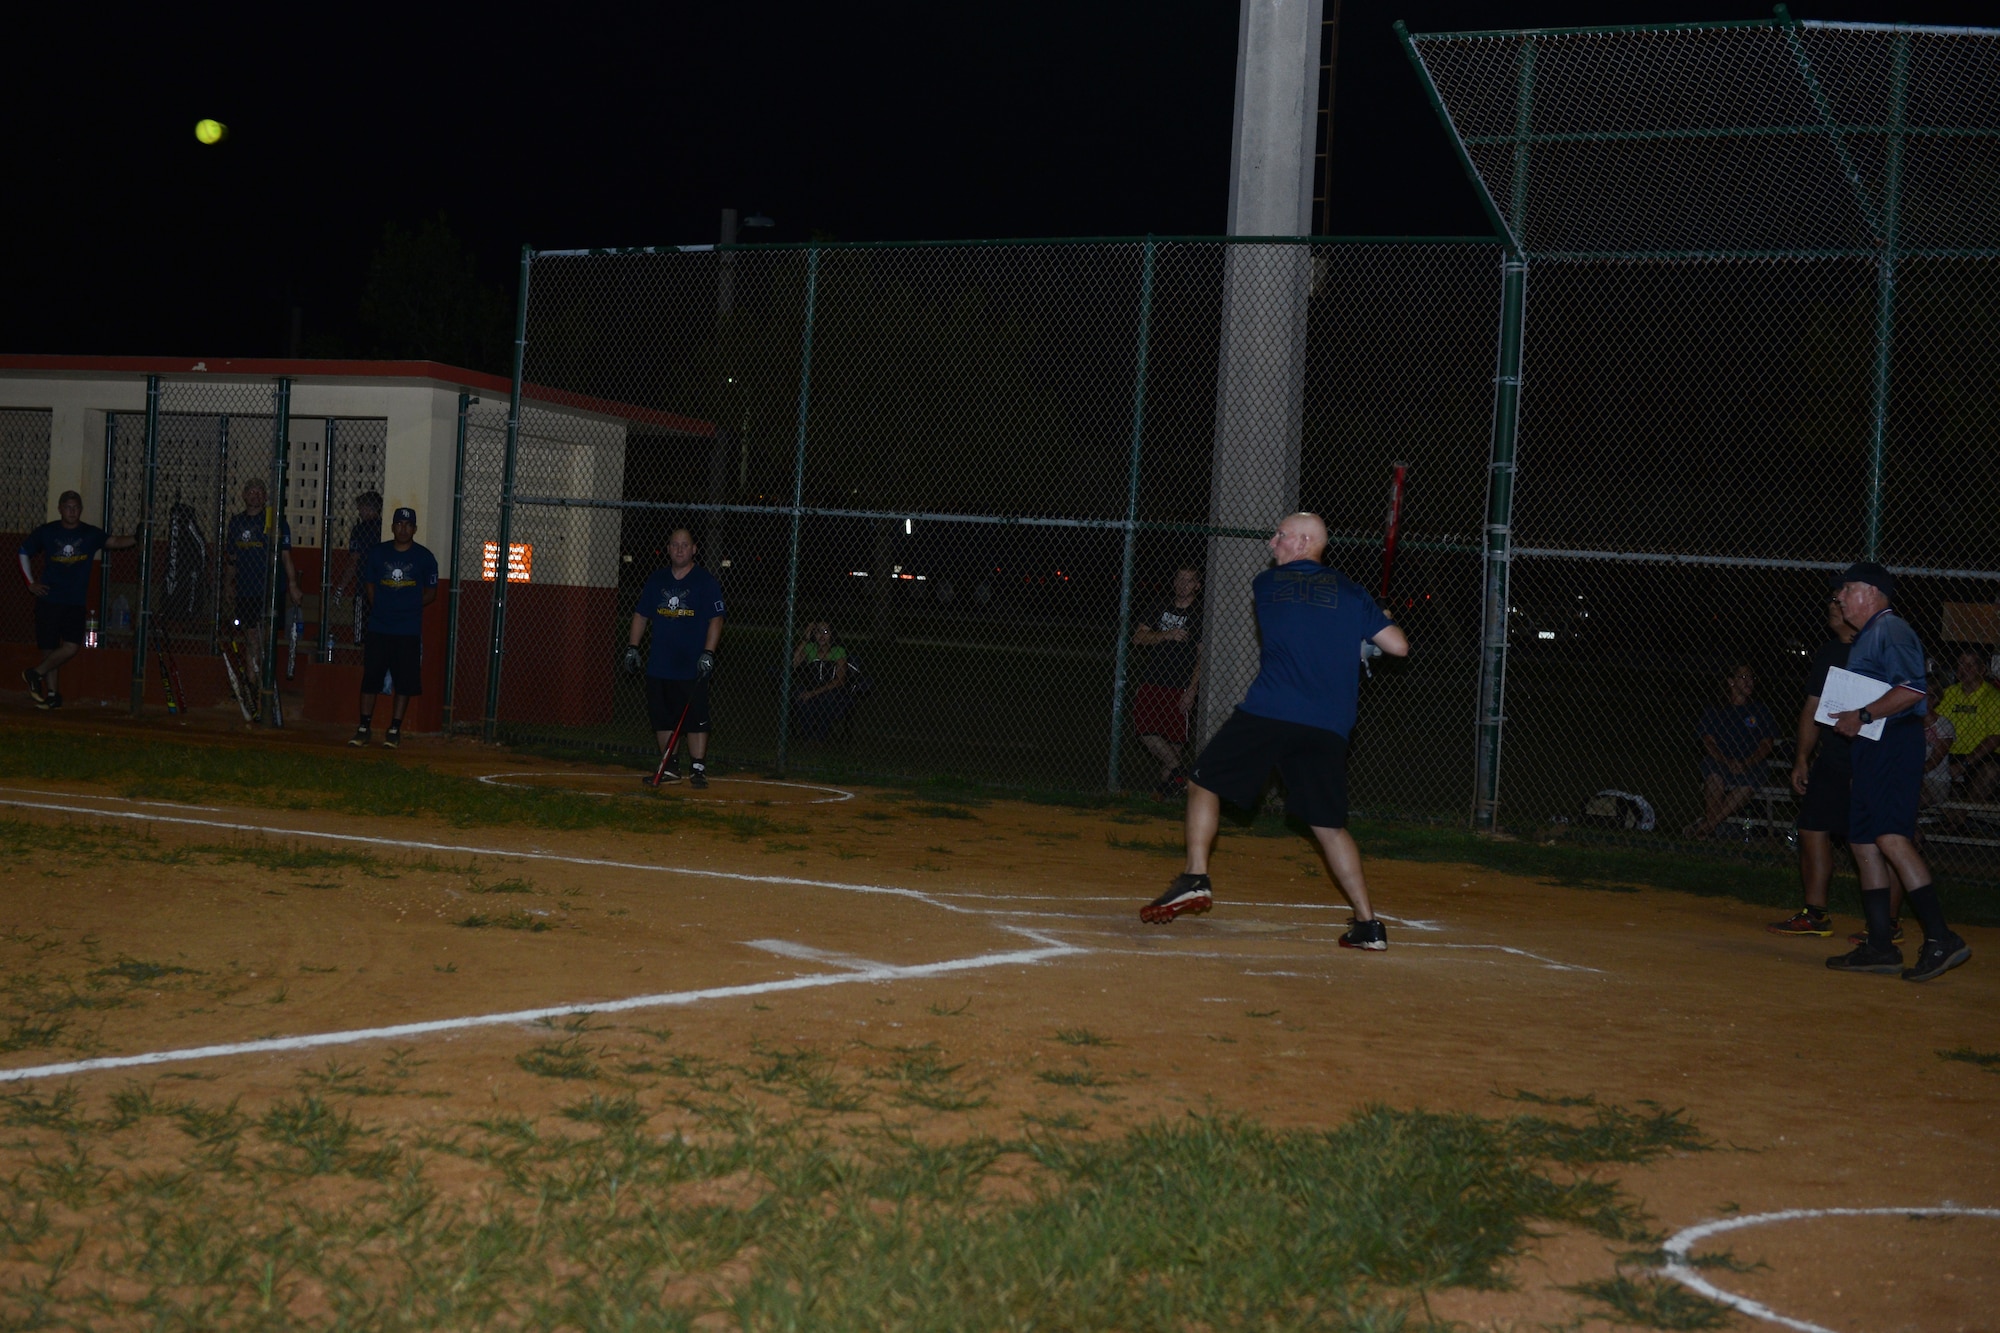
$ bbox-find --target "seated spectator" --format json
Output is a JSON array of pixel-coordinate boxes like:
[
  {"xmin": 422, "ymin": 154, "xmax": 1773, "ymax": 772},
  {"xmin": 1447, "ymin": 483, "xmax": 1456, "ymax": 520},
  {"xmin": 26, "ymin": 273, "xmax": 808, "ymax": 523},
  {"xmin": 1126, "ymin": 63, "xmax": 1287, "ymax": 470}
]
[
  {"xmin": 1687, "ymin": 663, "xmax": 1777, "ymax": 836},
  {"xmin": 1939, "ymin": 648, "xmax": 2000, "ymax": 802},
  {"xmin": 1923, "ymin": 677, "xmax": 1957, "ymax": 810},
  {"xmin": 790, "ymin": 620, "xmax": 851, "ymax": 742}
]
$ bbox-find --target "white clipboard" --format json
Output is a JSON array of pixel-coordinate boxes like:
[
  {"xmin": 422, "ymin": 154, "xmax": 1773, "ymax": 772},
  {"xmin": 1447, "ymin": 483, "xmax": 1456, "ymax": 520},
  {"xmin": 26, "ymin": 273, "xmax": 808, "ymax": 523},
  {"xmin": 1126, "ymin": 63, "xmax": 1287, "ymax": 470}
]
[{"xmin": 1815, "ymin": 665, "xmax": 1889, "ymax": 741}]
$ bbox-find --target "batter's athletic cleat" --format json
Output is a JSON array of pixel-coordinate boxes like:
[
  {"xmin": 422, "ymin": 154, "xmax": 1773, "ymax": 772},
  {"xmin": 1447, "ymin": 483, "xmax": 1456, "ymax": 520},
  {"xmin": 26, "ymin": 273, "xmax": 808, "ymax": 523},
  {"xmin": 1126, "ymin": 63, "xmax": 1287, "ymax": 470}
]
[
  {"xmin": 38, "ymin": 691, "xmax": 61, "ymax": 711},
  {"xmin": 22, "ymin": 669, "xmax": 45, "ymax": 704},
  {"xmin": 348, "ymin": 725, "xmax": 371, "ymax": 747},
  {"xmin": 1767, "ymin": 908, "xmax": 1833, "ymax": 937},
  {"xmin": 383, "ymin": 724, "xmax": 402, "ymax": 750},
  {"xmin": 1848, "ymin": 922, "xmax": 1904, "ymax": 946},
  {"xmin": 1902, "ymin": 932, "xmax": 1970, "ymax": 983},
  {"xmin": 1142, "ymin": 874, "xmax": 1212, "ymax": 924},
  {"xmin": 689, "ymin": 762, "xmax": 709, "ymax": 790},
  {"xmin": 657, "ymin": 756, "xmax": 681, "ymax": 783},
  {"xmin": 1825, "ymin": 940, "xmax": 1904, "ymax": 974},
  {"xmin": 1338, "ymin": 918, "xmax": 1388, "ymax": 951}
]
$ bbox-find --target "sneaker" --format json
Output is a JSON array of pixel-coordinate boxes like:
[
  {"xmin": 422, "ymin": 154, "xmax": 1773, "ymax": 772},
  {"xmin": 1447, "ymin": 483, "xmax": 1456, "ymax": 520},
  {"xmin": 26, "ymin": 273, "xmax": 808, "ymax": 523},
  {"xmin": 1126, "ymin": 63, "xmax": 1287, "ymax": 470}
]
[
  {"xmin": 1902, "ymin": 932, "xmax": 1971, "ymax": 983},
  {"xmin": 22, "ymin": 669, "xmax": 45, "ymax": 704},
  {"xmin": 38, "ymin": 691, "xmax": 61, "ymax": 711},
  {"xmin": 1846, "ymin": 923, "xmax": 1905, "ymax": 946},
  {"xmin": 348, "ymin": 725, "xmax": 371, "ymax": 747},
  {"xmin": 1825, "ymin": 940, "xmax": 1904, "ymax": 974},
  {"xmin": 383, "ymin": 724, "xmax": 402, "ymax": 750},
  {"xmin": 653, "ymin": 755, "xmax": 681, "ymax": 784},
  {"xmin": 1767, "ymin": 909, "xmax": 1833, "ymax": 937},
  {"xmin": 689, "ymin": 763, "xmax": 708, "ymax": 790},
  {"xmin": 1338, "ymin": 918, "xmax": 1389, "ymax": 951},
  {"xmin": 1141, "ymin": 873, "xmax": 1213, "ymax": 924}
]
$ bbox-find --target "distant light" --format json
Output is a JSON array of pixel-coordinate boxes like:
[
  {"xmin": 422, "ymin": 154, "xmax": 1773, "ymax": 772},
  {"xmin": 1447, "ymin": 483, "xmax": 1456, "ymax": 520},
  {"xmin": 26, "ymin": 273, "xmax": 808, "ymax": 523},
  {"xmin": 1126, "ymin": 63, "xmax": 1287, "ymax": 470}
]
[
  {"xmin": 849, "ymin": 570, "xmax": 869, "ymax": 577},
  {"xmin": 904, "ymin": 518, "xmax": 912, "ymax": 535},
  {"xmin": 744, "ymin": 213, "xmax": 776, "ymax": 228},
  {"xmin": 719, "ymin": 558, "xmax": 732, "ymax": 568},
  {"xmin": 1537, "ymin": 630, "xmax": 1557, "ymax": 640}
]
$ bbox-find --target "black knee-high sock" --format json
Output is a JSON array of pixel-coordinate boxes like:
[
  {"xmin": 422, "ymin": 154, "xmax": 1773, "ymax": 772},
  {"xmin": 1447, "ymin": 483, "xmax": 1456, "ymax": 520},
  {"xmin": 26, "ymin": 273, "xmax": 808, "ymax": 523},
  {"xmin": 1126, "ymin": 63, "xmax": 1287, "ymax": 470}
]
[
  {"xmin": 1861, "ymin": 888, "xmax": 1896, "ymax": 948},
  {"xmin": 1903, "ymin": 884, "xmax": 1949, "ymax": 943}
]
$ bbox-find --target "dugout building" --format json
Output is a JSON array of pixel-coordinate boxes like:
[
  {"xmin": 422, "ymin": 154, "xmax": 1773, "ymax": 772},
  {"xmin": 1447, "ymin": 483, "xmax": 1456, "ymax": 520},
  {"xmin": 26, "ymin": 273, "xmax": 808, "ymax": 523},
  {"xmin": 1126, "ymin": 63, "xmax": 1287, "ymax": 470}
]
[{"xmin": 0, "ymin": 356, "xmax": 709, "ymax": 731}]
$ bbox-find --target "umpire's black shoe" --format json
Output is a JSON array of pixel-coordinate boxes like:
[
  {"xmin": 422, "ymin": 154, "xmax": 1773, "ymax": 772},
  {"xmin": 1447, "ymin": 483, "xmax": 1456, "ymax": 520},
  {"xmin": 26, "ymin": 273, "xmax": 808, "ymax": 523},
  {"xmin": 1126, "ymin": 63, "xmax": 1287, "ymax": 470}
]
[
  {"xmin": 383, "ymin": 724, "xmax": 402, "ymax": 750},
  {"xmin": 1338, "ymin": 918, "xmax": 1388, "ymax": 951},
  {"xmin": 1826, "ymin": 940, "xmax": 1904, "ymax": 974},
  {"xmin": 348, "ymin": 725, "xmax": 371, "ymax": 747},
  {"xmin": 38, "ymin": 691, "xmax": 61, "ymax": 711},
  {"xmin": 1141, "ymin": 874, "xmax": 1212, "ymax": 924},
  {"xmin": 689, "ymin": 762, "xmax": 709, "ymax": 790},
  {"xmin": 22, "ymin": 669, "xmax": 45, "ymax": 704},
  {"xmin": 1902, "ymin": 932, "xmax": 1971, "ymax": 983}
]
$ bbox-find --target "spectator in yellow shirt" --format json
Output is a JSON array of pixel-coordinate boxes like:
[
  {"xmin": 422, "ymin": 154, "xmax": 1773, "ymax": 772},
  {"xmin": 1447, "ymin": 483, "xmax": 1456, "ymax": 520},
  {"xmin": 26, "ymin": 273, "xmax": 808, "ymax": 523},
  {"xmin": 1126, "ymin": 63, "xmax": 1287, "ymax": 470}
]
[{"xmin": 1939, "ymin": 649, "xmax": 2000, "ymax": 802}]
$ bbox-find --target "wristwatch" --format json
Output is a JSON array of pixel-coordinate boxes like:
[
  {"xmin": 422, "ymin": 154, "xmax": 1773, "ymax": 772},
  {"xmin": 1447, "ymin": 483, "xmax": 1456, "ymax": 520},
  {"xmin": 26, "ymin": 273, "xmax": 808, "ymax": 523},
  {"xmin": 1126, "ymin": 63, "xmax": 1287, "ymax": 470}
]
[{"xmin": 1858, "ymin": 707, "xmax": 1873, "ymax": 725}]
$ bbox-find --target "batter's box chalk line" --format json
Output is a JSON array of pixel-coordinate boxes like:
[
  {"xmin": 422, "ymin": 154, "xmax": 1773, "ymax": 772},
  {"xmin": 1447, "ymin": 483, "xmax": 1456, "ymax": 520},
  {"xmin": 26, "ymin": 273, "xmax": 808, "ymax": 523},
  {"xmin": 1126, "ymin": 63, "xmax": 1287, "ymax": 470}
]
[
  {"xmin": 1661, "ymin": 1206, "xmax": 2000, "ymax": 1333},
  {"xmin": 476, "ymin": 771, "xmax": 856, "ymax": 804}
]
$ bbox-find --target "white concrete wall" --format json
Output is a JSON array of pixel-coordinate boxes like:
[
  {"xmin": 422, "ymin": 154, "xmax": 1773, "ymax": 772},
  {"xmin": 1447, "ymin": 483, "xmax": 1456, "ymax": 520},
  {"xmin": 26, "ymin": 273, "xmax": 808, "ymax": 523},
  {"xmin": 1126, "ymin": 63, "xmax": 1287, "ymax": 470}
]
[{"xmin": 0, "ymin": 376, "xmax": 148, "ymax": 525}]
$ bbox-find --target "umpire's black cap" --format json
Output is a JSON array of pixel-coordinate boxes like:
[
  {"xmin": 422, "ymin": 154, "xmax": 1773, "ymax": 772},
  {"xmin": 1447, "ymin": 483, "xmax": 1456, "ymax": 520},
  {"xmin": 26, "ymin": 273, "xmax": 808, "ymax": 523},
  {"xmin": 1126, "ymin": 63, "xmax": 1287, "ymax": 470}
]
[{"xmin": 1833, "ymin": 561, "xmax": 1895, "ymax": 598}]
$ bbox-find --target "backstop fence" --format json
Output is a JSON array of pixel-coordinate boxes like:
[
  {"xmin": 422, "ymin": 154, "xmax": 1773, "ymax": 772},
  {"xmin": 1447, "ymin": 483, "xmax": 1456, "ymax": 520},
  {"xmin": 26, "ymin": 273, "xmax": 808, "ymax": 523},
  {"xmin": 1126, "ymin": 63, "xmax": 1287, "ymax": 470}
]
[{"xmin": 30, "ymin": 15, "xmax": 1997, "ymax": 869}]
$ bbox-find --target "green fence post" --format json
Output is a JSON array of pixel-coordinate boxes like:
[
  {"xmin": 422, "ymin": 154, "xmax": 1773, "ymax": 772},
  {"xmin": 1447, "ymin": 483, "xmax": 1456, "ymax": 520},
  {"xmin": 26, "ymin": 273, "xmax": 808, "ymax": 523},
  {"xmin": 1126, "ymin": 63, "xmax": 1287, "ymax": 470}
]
[
  {"xmin": 317, "ymin": 418, "xmax": 336, "ymax": 661},
  {"xmin": 443, "ymin": 391, "xmax": 471, "ymax": 728},
  {"xmin": 1865, "ymin": 30, "xmax": 1907, "ymax": 561},
  {"xmin": 261, "ymin": 378, "xmax": 293, "ymax": 724},
  {"xmin": 211, "ymin": 415, "xmax": 229, "ymax": 655},
  {"xmin": 1106, "ymin": 236, "xmax": 1158, "ymax": 793},
  {"xmin": 130, "ymin": 377, "xmax": 161, "ymax": 715},
  {"xmin": 484, "ymin": 247, "xmax": 535, "ymax": 743},
  {"xmin": 775, "ymin": 244, "xmax": 821, "ymax": 776},
  {"xmin": 98, "ymin": 413, "xmax": 117, "ymax": 631},
  {"xmin": 1475, "ymin": 256, "xmax": 1527, "ymax": 831}
]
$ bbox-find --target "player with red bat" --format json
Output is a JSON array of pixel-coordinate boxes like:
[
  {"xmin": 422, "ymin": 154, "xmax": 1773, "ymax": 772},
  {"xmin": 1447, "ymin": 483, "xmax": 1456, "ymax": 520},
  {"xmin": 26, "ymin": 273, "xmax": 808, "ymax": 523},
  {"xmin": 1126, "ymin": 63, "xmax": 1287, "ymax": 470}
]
[
  {"xmin": 624, "ymin": 529, "xmax": 724, "ymax": 790},
  {"xmin": 1142, "ymin": 511, "xmax": 1409, "ymax": 950}
]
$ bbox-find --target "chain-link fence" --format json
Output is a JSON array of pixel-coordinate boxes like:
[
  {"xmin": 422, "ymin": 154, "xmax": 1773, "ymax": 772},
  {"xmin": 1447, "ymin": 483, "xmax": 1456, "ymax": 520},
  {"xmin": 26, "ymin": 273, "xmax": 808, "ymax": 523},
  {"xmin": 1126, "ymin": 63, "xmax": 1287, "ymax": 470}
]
[
  {"xmin": 469, "ymin": 238, "xmax": 1500, "ymax": 818},
  {"xmin": 1400, "ymin": 16, "xmax": 2000, "ymax": 867},
  {"xmin": 457, "ymin": 14, "xmax": 1999, "ymax": 874},
  {"xmin": 0, "ymin": 408, "xmax": 53, "ymax": 647}
]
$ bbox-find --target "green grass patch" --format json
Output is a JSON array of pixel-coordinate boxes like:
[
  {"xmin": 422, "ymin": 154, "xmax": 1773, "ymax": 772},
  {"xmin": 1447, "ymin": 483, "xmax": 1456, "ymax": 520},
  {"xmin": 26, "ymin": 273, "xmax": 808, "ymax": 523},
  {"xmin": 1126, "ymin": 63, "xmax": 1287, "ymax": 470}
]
[
  {"xmin": 1566, "ymin": 1275, "xmax": 1731, "ymax": 1329},
  {"xmin": 1937, "ymin": 1046, "xmax": 2000, "ymax": 1073}
]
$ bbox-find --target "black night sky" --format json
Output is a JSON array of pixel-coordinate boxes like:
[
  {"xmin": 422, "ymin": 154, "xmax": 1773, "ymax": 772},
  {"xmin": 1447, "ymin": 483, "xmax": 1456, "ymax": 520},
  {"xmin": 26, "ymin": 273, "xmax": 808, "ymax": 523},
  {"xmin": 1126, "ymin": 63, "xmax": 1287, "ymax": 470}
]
[{"xmin": 6, "ymin": 0, "xmax": 1991, "ymax": 365}]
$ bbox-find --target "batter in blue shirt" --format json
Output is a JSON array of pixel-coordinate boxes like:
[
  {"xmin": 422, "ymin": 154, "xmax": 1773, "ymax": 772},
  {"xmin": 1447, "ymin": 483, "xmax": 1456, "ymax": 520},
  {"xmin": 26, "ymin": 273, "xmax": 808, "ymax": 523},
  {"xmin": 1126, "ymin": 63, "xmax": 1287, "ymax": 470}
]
[
  {"xmin": 17, "ymin": 489, "xmax": 136, "ymax": 710},
  {"xmin": 348, "ymin": 507, "xmax": 438, "ymax": 751},
  {"xmin": 623, "ymin": 528, "xmax": 726, "ymax": 789},
  {"xmin": 1824, "ymin": 561, "xmax": 1969, "ymax": 983},
  {"xmin": 1142, "ymin": 513, "xmax": 1409, "ymax": 951}
]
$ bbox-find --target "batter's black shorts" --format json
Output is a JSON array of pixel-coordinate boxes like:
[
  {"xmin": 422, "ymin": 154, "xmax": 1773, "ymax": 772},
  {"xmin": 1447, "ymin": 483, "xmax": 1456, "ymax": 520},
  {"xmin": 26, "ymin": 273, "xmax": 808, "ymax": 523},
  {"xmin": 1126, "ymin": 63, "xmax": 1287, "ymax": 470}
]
[
  {"xmin": 1795, "ymin": 748, "xmax": 1851, "ymax": 838},
  {"xmin": 34, "ymin": 601, "xmax": 87, "ymax": 651},
  {"xmin": 1189, "ymin": 708, "xmax": 1350, "ymax": 828},
  {"xmin": 1848, "ymin": 717, "xmax": 1924, "ymax": 845},
  {"xmin": 361, "ymin": 632, "xmax": 423, "ymax": 696},
  {"xmin": 646, "ymin": 676, "xmax": 711, "ymax": 735}
]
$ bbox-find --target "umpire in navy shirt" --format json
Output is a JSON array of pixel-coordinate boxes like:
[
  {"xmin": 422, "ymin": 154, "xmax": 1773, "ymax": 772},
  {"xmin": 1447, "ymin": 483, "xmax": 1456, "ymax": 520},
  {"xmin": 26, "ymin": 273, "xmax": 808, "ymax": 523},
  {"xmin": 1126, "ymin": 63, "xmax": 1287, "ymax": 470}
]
[
  {"xmin": 1142, "ymin": 513, "xmax": 1409, "ymax": 950},
  {"xmin": 1824, "ymin": 562, "xmax": 1970, "ymax": 982}
]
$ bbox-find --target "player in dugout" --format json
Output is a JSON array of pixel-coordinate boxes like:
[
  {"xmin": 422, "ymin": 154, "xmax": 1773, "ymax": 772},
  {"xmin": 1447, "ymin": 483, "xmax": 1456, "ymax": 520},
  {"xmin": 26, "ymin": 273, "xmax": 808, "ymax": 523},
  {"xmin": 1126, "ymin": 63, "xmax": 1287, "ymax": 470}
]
[
  {"xmin": 348, "ymin": 507, "xmax": 438, "ymax": 750},
  {"xmin": 18, "ymin": 490, "xmax": 137, "ymax": 710},
  {"xmin": 624, "ymin": 528, "xmax": 724, "ymax": 789},
  {"xmin": 1142, "ymin": 512, "xmax": 1409, "ymax": 950}
]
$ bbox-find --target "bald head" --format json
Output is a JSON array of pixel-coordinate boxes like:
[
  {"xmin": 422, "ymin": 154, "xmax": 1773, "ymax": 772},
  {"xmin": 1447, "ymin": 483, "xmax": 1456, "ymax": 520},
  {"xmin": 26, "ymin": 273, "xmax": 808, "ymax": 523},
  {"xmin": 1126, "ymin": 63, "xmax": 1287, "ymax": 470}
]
[{"xmin": 1267, "ymin": 512, "xmax": 1328, "ymax": 565}]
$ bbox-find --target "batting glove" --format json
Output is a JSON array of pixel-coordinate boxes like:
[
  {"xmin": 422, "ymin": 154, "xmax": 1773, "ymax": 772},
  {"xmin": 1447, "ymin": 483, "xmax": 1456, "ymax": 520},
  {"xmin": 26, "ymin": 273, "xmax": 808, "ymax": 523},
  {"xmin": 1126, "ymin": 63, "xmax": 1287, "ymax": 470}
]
[
  {"xmin": 621, "ymin": 645, "xmax": 642, "ymax": 676},
  {"xmin": 696, "ymin": 650, "xmax": 716, "ymax": 681}
]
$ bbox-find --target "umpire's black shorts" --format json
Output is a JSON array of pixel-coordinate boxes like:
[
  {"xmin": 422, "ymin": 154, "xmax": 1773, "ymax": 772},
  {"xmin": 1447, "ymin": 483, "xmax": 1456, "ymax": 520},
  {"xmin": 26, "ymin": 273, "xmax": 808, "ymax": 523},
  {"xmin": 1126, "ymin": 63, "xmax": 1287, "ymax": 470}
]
[
  {"xmin": 1189, "ymin": 708, "xmax": 1350, "ymax": 828},
  {"xmin": 1848, "ymin": 716, "xmax": 1924, "ymax": 845},
  {"xmin": 1795, "ymin": 745, "xmax": 1851, "ymax": 838},
  {"xmin": 362, "ymin": 632, "xmax": 423, "ymax": 696},
  {"xmin": 646, "ymin": 676, "xmax": 711, "ymax": 734}
]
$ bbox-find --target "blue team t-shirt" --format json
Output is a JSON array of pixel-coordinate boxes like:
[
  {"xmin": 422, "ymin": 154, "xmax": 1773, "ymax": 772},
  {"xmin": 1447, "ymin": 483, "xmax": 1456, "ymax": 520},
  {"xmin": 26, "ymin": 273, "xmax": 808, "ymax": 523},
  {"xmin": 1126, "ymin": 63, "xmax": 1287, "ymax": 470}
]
[
  {"xmin": 637, "ymin": 564, "xmax": 726, "ymax": 680},
  {"xmin": 1845, "ymin": 607, "xmax": 1927, "ymax": 720},
  {"xmin": 227, "ymin": 509, "xmax": 292, "ymax": 599},
  {"xmin": 20, "ymin": 522, "xmax": 109, "ymax": 607},
  {"xmin": 1237, "ymin": 561, "xmax": 1393, "ymax": 737},
  {"xmin": 1697, "ymin": 700, "xmax": 1779, "ymax": 760},
  {"xmin": 360, "ymin": 541, "xmax": 439, "ymax": 636}
]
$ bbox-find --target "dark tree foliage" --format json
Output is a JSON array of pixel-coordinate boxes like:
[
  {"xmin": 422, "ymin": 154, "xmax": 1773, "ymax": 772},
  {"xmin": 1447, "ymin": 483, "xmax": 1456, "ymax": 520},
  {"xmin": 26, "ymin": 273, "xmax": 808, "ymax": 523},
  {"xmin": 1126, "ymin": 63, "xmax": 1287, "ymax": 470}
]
[{"xmin": 358, "ymin": 217, "xmax": 510, "ymax": 373}]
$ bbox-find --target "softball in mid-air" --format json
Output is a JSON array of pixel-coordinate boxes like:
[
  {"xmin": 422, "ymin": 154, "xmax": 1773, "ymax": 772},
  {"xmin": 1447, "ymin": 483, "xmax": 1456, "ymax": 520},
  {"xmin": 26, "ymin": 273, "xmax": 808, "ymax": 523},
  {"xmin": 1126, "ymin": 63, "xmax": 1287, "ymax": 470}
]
[{"xmin": 195, "ymin": 119, "xmax": 227, "ymax": 145}]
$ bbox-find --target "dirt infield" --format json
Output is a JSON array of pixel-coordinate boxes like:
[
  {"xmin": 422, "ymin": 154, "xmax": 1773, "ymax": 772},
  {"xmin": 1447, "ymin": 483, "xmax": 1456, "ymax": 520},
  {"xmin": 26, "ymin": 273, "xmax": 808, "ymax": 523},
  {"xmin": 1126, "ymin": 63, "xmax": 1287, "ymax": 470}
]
[{"xmin": 1, "ymin": 704, "xmax": 1995, "ymax": 1329}]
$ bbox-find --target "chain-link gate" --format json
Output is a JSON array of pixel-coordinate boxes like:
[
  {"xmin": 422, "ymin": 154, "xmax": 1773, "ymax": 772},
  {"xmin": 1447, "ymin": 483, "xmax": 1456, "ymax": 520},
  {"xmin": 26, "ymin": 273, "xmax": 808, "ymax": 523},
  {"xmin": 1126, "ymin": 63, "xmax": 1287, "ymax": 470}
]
[{"xmin": 0, "ymin": 408, "xmax": 54, "ymax": 648}]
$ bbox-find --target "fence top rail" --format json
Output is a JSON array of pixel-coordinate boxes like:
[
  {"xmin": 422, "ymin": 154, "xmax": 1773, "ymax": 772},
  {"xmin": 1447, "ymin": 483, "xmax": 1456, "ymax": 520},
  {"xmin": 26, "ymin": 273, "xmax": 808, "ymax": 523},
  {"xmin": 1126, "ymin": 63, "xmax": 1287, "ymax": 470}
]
[
  {"xmin": 530, "ymin": 234, "xmax": 1506, "ymax": 259},
  {"xmin": 1407, "ymin": 13, "xmax": 1999, "ymax": 43}
]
